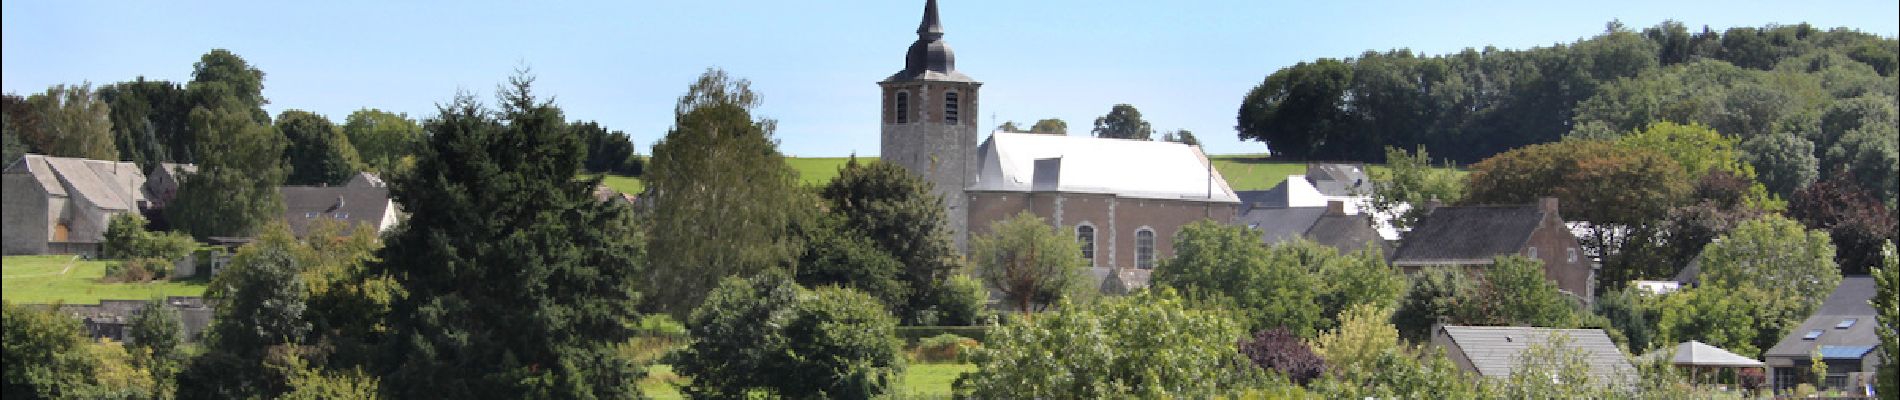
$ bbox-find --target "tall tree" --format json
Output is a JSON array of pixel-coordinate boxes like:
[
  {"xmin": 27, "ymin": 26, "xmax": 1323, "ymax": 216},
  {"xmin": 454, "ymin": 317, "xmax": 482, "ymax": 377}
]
[
  {"xmin": 1028, "ymin": 118, "xmax": 1067, "ymax": 135},
  {"xmin": 1463, "ymin": 140, "xmax": 1692, "ymax": 277},
  {"xmin": 341, "ymin": 108, "xmax": 423, "ymax": 175},
  {"xmin": 1696, "ymin": 214, "xmax": 1841, "ymax": 353},
  {"xmin": 574, "ymin": 120, "xmax": 641, "ymax": 176},
  {"xmin": 1873, "ymin": 243, "xmax": 1899, "ymax": 398},
  {"xmin": 1789, "ymin": 171, "xmax": 1896, "ymax": 274},
  {"xmin": 99, "ymin": 78, "xmax": 189, "ymax": 169},
  {"xmin": 644, "ymin": 68, "xmax": 802, "ymax": 317},
  {"xmin": 177, "ymin": 225, "xmax": 311, "ymax": 399},
  {"xmin": 3, "ymin": 302, "xmax": 110, "ymax": 399},
  {"xmin": 1090, "ymin": 104, "xmax": 1153, "ymax": 140},
  {"xmin": 277, "ymin": 110, "xmax": 362, "ymax": 186},
  {"xmin": 24, "ymin": 83, "xmax": 118, "ymax": 160},
  {"xmin": 1741, "ymin": 132, "xmax": 1819, "ymax": 197},
  {"xmin": 971, "ymin": 211, "xmax": 1087, "ymax": 314},
  {"xmin": 819, "ymin": 157, "xmax": 965, "ymax": 324},
  {"xmin": 167, "ymin": 49, "xmax": 285, "ymax": 239},
  {"xmin": 1154, "ymin": 221, "xmax": 1323, "ymax": 336},
  {"xmin": 374, "ymin": 74, "xmax": 647, "ymax": 398}
]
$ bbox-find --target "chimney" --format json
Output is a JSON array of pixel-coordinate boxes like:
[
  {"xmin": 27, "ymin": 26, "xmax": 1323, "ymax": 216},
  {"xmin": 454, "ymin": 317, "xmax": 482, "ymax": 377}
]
[
  {"xmin": 1325, "ymin": 200, "xmax": 1346, "ymax": 215},
  {"xmin": 336, "ymin": 195, "xmax": 347, "ymax": 209},
  {"xmin": 1538, "ymin": 197, "xmax": 1559, "ymax": 214}
]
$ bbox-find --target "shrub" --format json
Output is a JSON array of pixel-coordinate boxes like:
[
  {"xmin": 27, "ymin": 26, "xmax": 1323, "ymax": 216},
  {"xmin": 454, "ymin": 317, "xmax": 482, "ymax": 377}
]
[
  {"xmin": 1238, "ymin": 327, "xmax": 1326, "ymax": 385},
  {"xmin": 103, "ymin": 213, "xmax": 196, "ymax": 263},
  {"xmin": 103, "ymin": 258, "xmax": 168, "ymax": 283},
  {"xmin": 912, "ymin": 333, "xmax": 980, "ymax": 363},
  {"xmin": 955, "ymin": 289, "xmax": 1255, "ymax": 398},
  {"xmin": 674, "ymin": 272, "xmax": 905, "ymax": 399}
]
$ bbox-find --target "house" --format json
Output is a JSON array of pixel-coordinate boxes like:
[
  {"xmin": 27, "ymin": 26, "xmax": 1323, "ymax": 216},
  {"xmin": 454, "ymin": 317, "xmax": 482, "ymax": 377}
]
[
  {"xmin": 1432, "ymin": 325, "xmax": 1638, "ymax": 386},
  {"xmin": 142, "ymin": 162, "xmax": 196, "ymax": 210},
  {"xmin": 1233, "ymin": 163, "xmax": 1399, "ymax": 240},
  {"xmin": 278, "ymin": 172, "xmax": 399, "ymax": 238},
  {"xmin": 876, "ymin": 0, "xmax": 1239, "ymax": 294},
  {"xmin": 1389, "ymin": 198, "xmax": 1596, "ymax": 304},
  {"xmin": 1763, "ymin": 277, "xmax": 1883, "ymax": 394},
  {"xmin": 1237, "ymin": 200, "xmax": 1388, "ymax": 255},
  {"xmin": 2, "ymin": 154, "xmax": 148, "ymax": 255}
]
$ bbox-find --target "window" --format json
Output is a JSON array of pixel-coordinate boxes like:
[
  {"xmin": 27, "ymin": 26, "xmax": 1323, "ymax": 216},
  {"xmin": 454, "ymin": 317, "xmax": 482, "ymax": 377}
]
[
  {"xmin": 944, "ymin": 92, "xmax": 959, "ymax": 124},
  {"xmin": 1837, "ymin": 318, "xmax": 1857, "ymax": 329},
  {"xmin": 1076, "ymin": 225, "xmax": 1096, "ymax": 262},
  {"xmin": 894, "ymin": 91, "xmax": 909, "ymax": 124},
  {"xmin": 1135, "ymin": 229, "xmax": 1156, "ymax": 270},
  {"xmin": 1802, "ymin": 330, "xmax": 1824, "ymax": 340},
  {"xmin": 1567, "ymin": 248, "xmax": 1578, "ymax": 263}
]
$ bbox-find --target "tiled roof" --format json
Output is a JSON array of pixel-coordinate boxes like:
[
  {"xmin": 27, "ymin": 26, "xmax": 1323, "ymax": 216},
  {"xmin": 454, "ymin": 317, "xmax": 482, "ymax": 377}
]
[
  {"xmin": 1437, "ymin": 325, "xmax": 1636, "ymax": 384},
  {"xmin": 1391, "ymin": 205, "xmax": 1546, "ymax": 266}
]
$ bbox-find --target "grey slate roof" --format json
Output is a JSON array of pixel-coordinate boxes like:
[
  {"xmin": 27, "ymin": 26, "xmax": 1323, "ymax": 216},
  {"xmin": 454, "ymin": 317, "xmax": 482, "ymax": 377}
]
[
  {"xmin": 1305, "ymin": 214, "xmax": 1387, "ymax": 255},
  {"xmin": 1239, "ymin": 206, "xmax": 1325, "ymax": 244},
  {"xmin": 279, "ymin": 185, "xmax": 392, "ymax": 238},
  {"xmin": 1306, "ymin": 163, "xmax": 1370, "ymax": 197},
  {"xmin": 1236, "ymin": 184, "xmax": 1290, "ymax": 212},
  {"xmin": 1437, "ymin": 325, "xmax": 1637, "ymax": 384},
  {"xmin": 7, "ymin": 154, "xmax": 145, "ymax": 210},
  {"xmin": 1391, "ymin": 205, "xmax": 1546, "ymax": 266},
  {"xmin": 1764, "ymin": 277, "xmax": 1879, "ymax": 359}
]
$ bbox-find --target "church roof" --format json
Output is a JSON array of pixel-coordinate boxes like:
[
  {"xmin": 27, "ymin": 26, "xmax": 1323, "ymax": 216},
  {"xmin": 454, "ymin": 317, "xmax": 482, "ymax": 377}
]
[{"xmin": 969, "ymin": 132, "xmax": 1239, "ymax": 203}]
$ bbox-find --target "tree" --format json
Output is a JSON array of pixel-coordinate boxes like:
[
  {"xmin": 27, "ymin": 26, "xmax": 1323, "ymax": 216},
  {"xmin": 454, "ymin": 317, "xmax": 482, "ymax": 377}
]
[
  {"xmin": 3, "ymin": 112, "xmax": 24, "ymax": 165},
  {"xmin": 373, "ymin": 74, "xmax": 647, "ymax": 398},
  {"xmin": 1237, "ymin": 59, "xmax": 1353, "ymax": 159},
  {"xmin": 1463, "ymin": 139, "xmax": 1692, "ymax": 280},
  {"xmin": 1614, "ymin": 121, "xmax": 1753, "ymax": 182},
  {"xmin": 1495, "ymin": 334, "xmax": 1620, "ymax": 398},
  {"xmin": 1654, "ymin": 284, "xmax": 1764, "ymax": 357},
  {"xmin": 177, "ymin": 225, "xmax": 312, "ymax": 399},
  {"xmin": 1873, "ymin": 242, "xmax": 1898, "ymax": 398},
  {"xmin": 1391, "ymin": 257, "xmax": 1582, "ymax": 342},
  {"xmin": 22, "ymin": 84, "xmax": 118, "ymax": 160},
  {"xmin": 1028, "ymin": 118, "xmax": 1067, "ymax": 135},
  {"xmin": 955, "ymin": 289, "xmax": 1254, "ymax": 398},
  {"xmin": 574, "ymin": 120, "xmax": 641, "ymax": 176},
  {"xmin": 1308, "ymin": 303, "xmax": 1399, "ymax": 376},
  {"xmin": 792, "ymin": 212, "xmax": 908, "ymax": 311},
  {"xmin": 99, "ymin": 78, "xmax": 189, "ymax": 169},
  {"xmin": 1155, "ymin": 221, "xmax": 1324, "ymax": 336},
  {"xmin": 995, "ymin": 120, "xmax": 1022, "ymax": 132},
  {"xmin": 1741, "ymin": 132, "xmax": 1819, "ymax": 196},
  {"xmin": 1594, "ymin": 286, "xmax": 1661, "ymax": 353},
  {"xmin": 1822, "ymin": 122, "xmax": 1899, "ymax": 207},
  {"xmin": 277, "ymin": 110, "xmax": 361, "ymax": 186},
  {"xmin": 1789, "ymin": 171, "xmax": 1896, "ymax": 274},
  {"xmin": 674, "ymin": 272, "xmax": 905, "ymax": 399},
  {"xmin": 1696, "ymin": 214, "xmax": 1841, "ymax": 353},
  {"xmin": 1368, "ymin": 146, "xmax": 1464, "ymax": 231},
  {"xmin": 1238, "ymin": 327, "xmax": 1326, "ymax": 385},
  {"xmin": 341, "ymin": 108, "xmax": 423, "ymax": 175},
  {"xmin": 166, "ymin": 50, "xmax": 286, "ymax": 240},
  {"xmin": 4, "ymin": 302, "xmax": 103, "ymax": 399},
  {"xmin": 644, "ymin": 68, "xmax": 801, "ymax": 317},
  {"xmin": 128, "ymin": 300, "xmax": 184, "ymax": 398},
  {"xmin": 970, "ymin": 211, "xmax": 1087, "ymax": 314},
  {"xmin": 1162, "ymin": 129, "xmax": 1200, "ymax": 146},
  {"xmin": 1314, "ymin": 246, "xmax": 1407, "ymax": 329},
  {"xmin": 1393, "ymin": 267, "xmax": 1473, "ymax": 342},
  {"xmin": 819, "ymin": 157, "xmax": 966, "ymax": 324},
  {"xmin": 1090, "ymin": 104, "xmax": 1153, "ymax": 140}
]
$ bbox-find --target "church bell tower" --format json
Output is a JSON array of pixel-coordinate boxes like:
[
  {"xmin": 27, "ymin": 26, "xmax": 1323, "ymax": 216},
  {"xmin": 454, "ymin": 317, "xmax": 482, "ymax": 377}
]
[{"xmin": 881, "ymin": 0, "xmax": 981, "ymax": 249}]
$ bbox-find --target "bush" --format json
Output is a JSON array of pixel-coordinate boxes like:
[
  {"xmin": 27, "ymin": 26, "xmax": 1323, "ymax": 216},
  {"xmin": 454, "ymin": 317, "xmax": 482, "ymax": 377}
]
[
  {"xmin": 1238, "ymin": 327, "xmax": 1326, "ymax": 385},
  {"xmin": 674, "ymin": 272, "xmax": 905, "ymax": 399},
  {"xmin": 955, "ymin": 289, "xmax": 1256, "ymax": 398},
  {"xmin": 103, "ymin": 213, "xmax": 196, "ymax": 263},
  {"xmin": 894, "ymin": 325, "xmax": 990, "ymax": 344},
  {"xmin": 925, "ymin": 273, "xmax": 992, "ymax": 326},
  {"xmin": 912, "ymin": 333, "xmax": 980, "ymax": 363},
  {"xmin": 103, "ymin": 258, "xmax": 168, "ymax": 283}
]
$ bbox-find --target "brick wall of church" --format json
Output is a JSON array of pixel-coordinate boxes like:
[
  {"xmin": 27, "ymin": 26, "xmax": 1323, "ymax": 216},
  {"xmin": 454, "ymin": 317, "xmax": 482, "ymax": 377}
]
[{"xmin": 965, "ymin": 191, "xmax": 1238, "ymax": 271}]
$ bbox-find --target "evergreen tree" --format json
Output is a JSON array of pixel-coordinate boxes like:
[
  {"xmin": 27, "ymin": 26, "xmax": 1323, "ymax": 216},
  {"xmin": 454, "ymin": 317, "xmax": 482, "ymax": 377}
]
[
  {"xmin": 277, "ymin": 110, "xmax": 362, "ymax": 186},
  {"xmin": 644, "ymin": 68, "xmax": 801, "ymax": 317},
  {"xmin": 374, "ymin": 75, "xmax": 646, "ymax": 398},
  {"xmin": 818, "ymin": 157, "xmax": 966, "ymax": 324},
  {"xmin": 99, "ymin": 77, "xmax": 189, "ymax": 169}
]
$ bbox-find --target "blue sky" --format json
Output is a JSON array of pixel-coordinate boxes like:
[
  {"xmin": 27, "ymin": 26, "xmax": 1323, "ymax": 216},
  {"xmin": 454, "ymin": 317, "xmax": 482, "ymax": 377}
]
[{"xmin": 4, "ymin": 1, "xmax": 1895, "ymax": 157}]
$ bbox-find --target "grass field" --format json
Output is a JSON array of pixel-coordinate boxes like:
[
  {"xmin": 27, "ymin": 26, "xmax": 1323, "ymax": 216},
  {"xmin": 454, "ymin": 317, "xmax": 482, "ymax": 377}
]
[
  {"xmin": 589, "ymin": 154, "xmax": 1308, "ymax": 196},
  {"xmin": 638, "ymin": 363, "xmax": 974, "ymax": 399},
  {"xmin": 1, "ymin": 255, "xmax": 207, "ymax": 304}
]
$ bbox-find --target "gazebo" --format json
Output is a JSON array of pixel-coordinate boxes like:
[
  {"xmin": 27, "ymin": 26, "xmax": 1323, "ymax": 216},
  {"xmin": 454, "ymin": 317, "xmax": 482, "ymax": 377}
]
[{"xmin": 1651, "ymin": 341, "xmax": 1766, "ymax": 387}]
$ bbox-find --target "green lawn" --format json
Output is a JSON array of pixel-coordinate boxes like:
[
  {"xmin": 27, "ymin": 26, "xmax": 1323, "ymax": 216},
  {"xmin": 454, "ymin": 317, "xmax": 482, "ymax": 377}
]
[
  {"xmin": 591, "ymin": 174, "xmax": 645, "ymax": 194},
  {"xmin": 2, "ymin": 255, "xmax": 207, "ymax": 304},
  {"xmin": 637, "ymin": 363, "xmax": 974, "ymax": 399}
]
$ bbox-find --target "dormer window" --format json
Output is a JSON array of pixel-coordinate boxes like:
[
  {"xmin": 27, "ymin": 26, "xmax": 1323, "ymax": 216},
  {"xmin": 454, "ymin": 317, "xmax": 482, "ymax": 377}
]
[
  {"xmin": 894, "ymin": 91, "xmax": 910, "ymax": 124},
  {"xmin": 944, "ymin": 92, "xmax": 959, "ymax": 124}
]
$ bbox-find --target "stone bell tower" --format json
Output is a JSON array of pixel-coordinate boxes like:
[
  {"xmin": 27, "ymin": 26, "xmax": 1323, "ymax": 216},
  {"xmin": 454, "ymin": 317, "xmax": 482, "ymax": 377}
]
[{"xmin": 880, "ymin": 0, "xmax": 982, "ymax": 249}]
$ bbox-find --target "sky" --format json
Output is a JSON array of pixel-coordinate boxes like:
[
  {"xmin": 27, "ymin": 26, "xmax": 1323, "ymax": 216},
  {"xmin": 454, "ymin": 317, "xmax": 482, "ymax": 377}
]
[{"xmin": 3, "ymin": 1, "xmax": 1895, "ymax": 157}]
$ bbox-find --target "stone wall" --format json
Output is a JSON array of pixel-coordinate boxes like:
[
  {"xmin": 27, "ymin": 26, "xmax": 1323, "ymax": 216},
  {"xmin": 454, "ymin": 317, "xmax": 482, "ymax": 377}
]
[
  {"xmin": 880, "ymin": 80, "xmax": 982, "ymax": 250},
  {"xmin": 2, "ymin": 173, "xmax": 51, "ymax": 255}
]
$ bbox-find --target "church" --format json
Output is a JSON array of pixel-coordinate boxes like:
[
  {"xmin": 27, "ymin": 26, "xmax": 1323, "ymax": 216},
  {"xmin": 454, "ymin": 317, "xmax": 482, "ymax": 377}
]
[{"xmin": 879, "ymin": 0, "xmax": 1241, "ymax": 289}]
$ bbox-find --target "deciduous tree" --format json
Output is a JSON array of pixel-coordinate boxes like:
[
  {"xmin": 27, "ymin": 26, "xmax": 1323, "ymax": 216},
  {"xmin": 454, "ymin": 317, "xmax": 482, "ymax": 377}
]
[
  {"xmin": 24, "ymin": 83, "xmax": 118, "ymax": 160},
  {"xmin": 1028, "ymin": 118, "xmax": 1067, "ymax": 135},
  {"xmin": 955, "ymin": 289, "xmax": 1253, "ymax": 398},
  {"xmin": 971, "ymin": 211, "xmax": 1087, "ymax": 314},
  {"xmin": 1368, "ymin": 146, "xmax": 1464, "ymax": 230},
  {"xmin": 1090, "ymin": 103, "xmax": 1153, "ymax": 140},
  {"xmin": 341, "ymin": 109, "xmax": 423, "ymax": 175},
  {"xmin": 167, "ymin": 50, "xmax": 286, "ymax": 239},
  {"xmin": 1789, "ymin": 171, "xmax": 1895, "ymax": 275},
  {"xmin": 277, "ymin": 110, "xmax": 362, "ymax": 186}
]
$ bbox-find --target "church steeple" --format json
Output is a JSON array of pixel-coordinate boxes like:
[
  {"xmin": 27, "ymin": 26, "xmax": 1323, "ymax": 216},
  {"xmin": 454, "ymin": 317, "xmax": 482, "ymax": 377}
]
[
  {"xmin": 892, "ymin": 0, "xmax": 969, "ymax": 82},
  {"xmin": 918, "ymin": 0, "xmax": 943, "ymax": 40}
]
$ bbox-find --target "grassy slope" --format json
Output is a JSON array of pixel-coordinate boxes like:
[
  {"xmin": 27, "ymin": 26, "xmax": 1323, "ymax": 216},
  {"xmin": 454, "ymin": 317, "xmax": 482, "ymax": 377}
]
[
  {"xmin": 2, "ymin": 255, "xmax": 207, "ymax": 304},
  {"xmin": 590, "ymin": 155, "xmax": 1306, "ymax": 196},
  {"xmin": 637, "ymin": 363, "xmax": 975, "ymax": 399}
]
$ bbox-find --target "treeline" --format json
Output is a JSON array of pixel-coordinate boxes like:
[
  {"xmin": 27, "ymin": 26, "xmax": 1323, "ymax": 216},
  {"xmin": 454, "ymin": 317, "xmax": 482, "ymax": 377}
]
[{"xmin": 1237, "ymin": 21, "xmax": 1898, "ymax": 174}]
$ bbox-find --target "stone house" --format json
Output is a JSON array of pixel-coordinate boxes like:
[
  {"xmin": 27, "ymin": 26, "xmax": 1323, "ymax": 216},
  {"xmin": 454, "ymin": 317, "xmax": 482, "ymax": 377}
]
[
  {"xmin": 1237, "ymin": 163, "xmax": 1398, "ymax": 240},
  {"xmin": 1431, "ymin": 325, "xmax": 1637, "ymax": 386},
  {"xmin": 1389, "ymin": 198, "xmax": 1597, "ymax": 304},
  {"xmin": 1238, "ymin": 200, "xmax": 1389, "ymax": 255},
  {"xmin": 1763, "ymin": 277, "xmax": 1883, "ymax": 394},
  {"xmin": 2, "ymin": 154, "xmax": 148, "ymax": 255}
]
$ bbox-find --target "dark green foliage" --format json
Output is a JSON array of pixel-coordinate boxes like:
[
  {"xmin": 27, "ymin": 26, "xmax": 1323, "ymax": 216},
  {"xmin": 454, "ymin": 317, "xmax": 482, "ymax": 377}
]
[
  {"xmin": 1393, "ymin": 267, "xmax": 1470, "ymax": 343},
  {"xmin": 203, "ymin": 230, "xmax": 312, "ymax": 360},
  {"xmin": 1028, "ymin": 118, "xmax": 1067, "ymax": 135},
  {"xmin": 101, "ymin": 212, "xmax": 195, "ymax": 262},
  {"xmin": 818, "ymin": 157, "xmax": 967, "ymax": 324},
  {"xmin": 128, "ymin": 300, "xmax": 184, "ymax": 396},
  {"xmin": 1872, "ymin": 243, "xmax": 1898, "ymax": 398},
  {"xmin": 1237, "ymin": 328, "xmax": 1325, "ymax": 385},
  {"xmin": 644, "ymin": 69, "xmax": 801, "ymax": 317},
  {"xmin": 1594, "ymin": 287, "xmax": 1659, "ymax": 352},
  {"xmin": 1157, "ymin": 221, "xmax": 1399, "ymax": 337},
  {"xmin": 675, "ymin": 272, "xmax": 904, "ymax": 399},
  {"xmin": 373, "ymin": 75, "xmax": 647, "ymax": 399},
  {"xmin": 1368, "ymin": 146, "xmax": 1464, "ymax": 230},
  {"xmin": 341, "ymin": 108, "xmax": 423, "ymax": 175},
  {"xmin": 3, "ymin": 302, "xmax": 100, "ymax": 399},
  {"xmin": 1161, "ymin": 129, "xmax": 1200, "ymax": 146},
  {"xmin": 167, "ymin": 50, "xmax": 285, "ymax": 240},
  {"xmin": 928, "ymin": 273, "xmax": 992, "ymax": 327},
  {"xmin": 574, "ymin": 120, "xmax": 642, "ymax": 176},
  {"xmin": 1789, "ymin": 171, "xmax": 1895, "ymax": 275},
  {"xmin": 1090, "ymin": 103, "xmax": 1153, "ymax": 140},
  {"xmin": 98, "ymin": 77, "xmax": 189, "ymax": 169},
  {"xmin": 277, "ymin": 110, "xmax": 361, "ymax": 186},
  {"xmin": 3, "ymin": 112, "xmax": 23, "ymax": 165},
  {"xmin": 19, "ymin": 84, "xmax": 117, "ymax": 161},
  {"xmin": 1392, "ymin": 258, "xmax": 1583, "ymax": 342},
  {"xmin": 793, "ymin": 212, "xmax": 908, "ymax": 311},
  {"xmin": 1742, "ymin": 132, "xmax": 1819, "ymax": 196}
]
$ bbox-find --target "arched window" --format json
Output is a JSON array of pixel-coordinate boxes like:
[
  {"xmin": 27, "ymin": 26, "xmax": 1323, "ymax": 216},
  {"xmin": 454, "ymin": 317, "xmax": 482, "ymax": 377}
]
[
  {"xmin": 944, "ymin": 91, "xmax": 960, "ymax": 124},
  {"xmin": 894, "ymin": 91, "xmax": 909, "ymax": 124},
  {"xmin": 1135, "ymin": 228, "xmax": 1156, "ymax": 269},
  {"xmin": 1076, "ymin": 224, "xmax": 1096, "ymax": 262}
]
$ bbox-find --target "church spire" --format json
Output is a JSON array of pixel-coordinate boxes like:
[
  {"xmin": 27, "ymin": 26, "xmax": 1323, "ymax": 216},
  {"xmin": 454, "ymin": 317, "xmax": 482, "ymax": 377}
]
[{"xmin": 917, "ymin": 0, "xmax": 943, "ymax": 40}]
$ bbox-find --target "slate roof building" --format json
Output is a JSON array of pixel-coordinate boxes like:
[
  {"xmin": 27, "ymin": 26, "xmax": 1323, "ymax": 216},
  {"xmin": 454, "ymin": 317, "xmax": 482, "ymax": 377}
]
[
  {"xmin": 1238, "ymin": 200, "xmax": 1387, "ymax": 255},
  {"xmin": 1233, "ymin": 163, "xmax": 1397, "ymax": 240},
  {"xmin": 278, "ymin": 172, "xmax": 399, "ymax": 238},
  {"xmin": 143, "ymin": 162, "xmax": 196, "ymax": 210},
  {"xmin": 1390, "ymin": 198, "xmax": 1596, "ymax": 304},
  {"xmin": 1763, "ymin": 277, "xmax": 1883, "ymax": 394},
  {"xmin": 878, "ymin": 0, "xmax": 1239, "ymax": 299},
  {"xmin": 1431, "ymin": 325, "xmax": 1638, "ymax": 387},
  {"xmin": 2, "ymin": 154, "xmax": 148, "ymax": 255}
]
